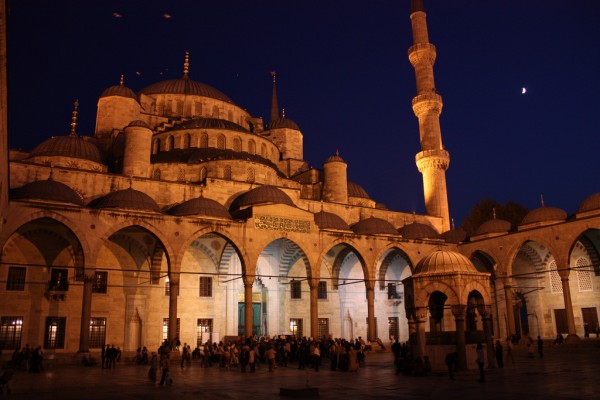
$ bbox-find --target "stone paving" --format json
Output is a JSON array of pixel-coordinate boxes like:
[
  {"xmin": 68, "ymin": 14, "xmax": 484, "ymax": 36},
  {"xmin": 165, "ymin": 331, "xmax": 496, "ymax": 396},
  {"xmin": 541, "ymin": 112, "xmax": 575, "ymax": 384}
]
[{"xmin": 2, "ymin": 340, "xmax": 599, "ymax": 399}]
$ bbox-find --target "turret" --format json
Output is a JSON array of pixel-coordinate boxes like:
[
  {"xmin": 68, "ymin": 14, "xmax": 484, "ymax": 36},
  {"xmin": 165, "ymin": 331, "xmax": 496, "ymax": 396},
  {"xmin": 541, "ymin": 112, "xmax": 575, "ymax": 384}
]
[
  {"xmin": 409, "ymin": 0, "xmax": 450, "ymax": 231},
  {"xmin": 322, "ymin": 152, "xmax": 348, "ymax": 204},
  {"xmin": 122, "ymin": 120, "xmax": 153, "ymax": 178}
]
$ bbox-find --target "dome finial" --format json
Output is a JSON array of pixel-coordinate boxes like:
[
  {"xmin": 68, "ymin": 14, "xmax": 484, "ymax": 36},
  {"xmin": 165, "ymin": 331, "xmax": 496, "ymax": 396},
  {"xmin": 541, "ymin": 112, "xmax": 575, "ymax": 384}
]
[
  {"xmin": 69, "ymin": 99, "xmax": 79, "ymax": 137},
  {"xmin": 492, "ymin": 207, "xmax": 497, "ymax": 220},
  {"xmin": 183, "ymin": 51, "xmax": 190, "ymax": 77},
  {"xmin": 282, "ymin": 108, "xmax": 286, "ymax": 119},
  {"xmin": 270, "ymin": 71, "xmax": 279, "ymax": 123},
  {"xmin": 119, "ymin": 74, "xmax": 124, "ymax": 86},
  {"xmin": 451, "ymin": 217, "xmax": 455, "ymax": 230},
  {"xmin": 540, "ymin": 194, "xmax": 545, "ymax": 207}
]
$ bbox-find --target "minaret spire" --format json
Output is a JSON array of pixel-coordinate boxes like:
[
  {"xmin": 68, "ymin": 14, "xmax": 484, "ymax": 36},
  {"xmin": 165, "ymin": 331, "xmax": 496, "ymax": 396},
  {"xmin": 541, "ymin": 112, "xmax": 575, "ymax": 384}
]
[
  {"xmin": 409, "ymin": 0, "xmax": 451, "ymax": 232},
  {"xmin": 270, "ymin": 71, "xmax": 279, "ymax": 123},
  {"xmin": 183, "ymin": 51, "xmax": 190, "ymax": 78},
  {"xmin": 69, "ymin": 100, "xmax": 79, "ymax": 137}
]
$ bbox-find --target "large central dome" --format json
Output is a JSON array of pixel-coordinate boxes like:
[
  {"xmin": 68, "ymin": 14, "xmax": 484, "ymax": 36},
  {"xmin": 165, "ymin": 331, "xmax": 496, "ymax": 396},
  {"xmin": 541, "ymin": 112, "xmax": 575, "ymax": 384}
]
[{"xmin": 139, "ymin": 76, "xmax": 233, "ymax": 103}]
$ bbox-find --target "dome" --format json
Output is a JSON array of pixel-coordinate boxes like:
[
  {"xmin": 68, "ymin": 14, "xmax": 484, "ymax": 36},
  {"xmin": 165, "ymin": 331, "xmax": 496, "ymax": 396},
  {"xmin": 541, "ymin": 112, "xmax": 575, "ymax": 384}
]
[
  {"xmin": 351, "ymin": 217, "xmax": 398, "ymax": 235},
  {"xmin": 314, "ymin": 211, "xmax": 350, "ymax": 230},
  {"xmin": 11, "ymin": 178, "xmax": 84, "ymax": 206},
  {"xmin": 100, "ymin": 84, "xmax": 138, "ymax": 101},
  {"xmin": 577, "ymin": 193, "xmax": 600, "ymax": 214},
  {"xmin": 474, "ymin": 219, "xmax": 512, "ymax": 236},
  {"xmin": 520, "ymin": 206, "xmax": 567, "ymax": 226},
  {"xmin": 127, "ymin": 120, "xmax": 150, "ymax": 129},
  {"xmin": 31, "ymin": 135, "xmax": 105, "ymax": 164},
  {"xmin": 231, "ymin": 185, "xmax": 295, "ymax": 209},
  {"xmin": 139, "ymin": 77, "xmax": 233, "ymax": 103},
  {"xmin": 90, "ymin": 188, "xmax": 161, "ymax": 212},
  {"xmin": 347, "ymin": 181, "xmax": 370, "ymax": 199},
  {"xmin": 414, "ymin": 250, "xmax": 478, "ymax": 275},
  {"xmin": 168, "ymin": 197, "xmax": 231, "ymax": 219},
  {"xmin": 267, "ymin": 117, "xmax": 300, "ymax": 131},
  {"xmin": 442, "ymin": 228, "xmax": 468, "ymax": 244},
  {"xmin": 399, "ymin": 222, "xmax": 441, "ymax": 240},
  {"xmin": 165, "ymin": 117, "xmax": 248, "ymax": 133},
  {"xmin": 325, "ymin": 154, "xmax": 345, "ymax": 163}
]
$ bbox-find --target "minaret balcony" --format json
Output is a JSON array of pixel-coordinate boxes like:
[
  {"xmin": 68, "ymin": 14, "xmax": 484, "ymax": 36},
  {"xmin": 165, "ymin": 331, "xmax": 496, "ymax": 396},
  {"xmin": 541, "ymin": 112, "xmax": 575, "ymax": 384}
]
[
  {"xmin": 412, "ymin": 92, "xmax": 443, "ymax": 116},
  {"xmin": 408, "ymin": 43, "xmax": 436, "ymax": 66}
]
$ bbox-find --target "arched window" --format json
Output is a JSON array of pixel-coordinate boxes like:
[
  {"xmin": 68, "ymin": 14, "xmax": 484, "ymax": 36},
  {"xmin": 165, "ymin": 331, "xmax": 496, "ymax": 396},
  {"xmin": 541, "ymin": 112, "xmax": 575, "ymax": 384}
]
[
  {"xmin": 212, "ymin": 106, "xmax": 219, "ymax": 118},
  {"xmin": 166, "ymin": 100, "xmax": 173, "ymax": 115},
  {"xmin": 194, "ymin": 101, "xmax": 202, "ymax": 116},
  {"xmin": 167, "ymin": 136, "xmax": 174, "ymax": 150},
  {"xmin": 153, "ymin": 139, "xmax": 161, "ymax": 154},
  {"xmin": 217, "ymin": 134, "xmax": 226, "ymax": 149},
  {"xmin": 228, "ymin": 110, "xmax": 233, "ymax": 121},
  {"xmin": 248, "ymin": 140, "xmax": 256, "ymax": 155},
  {"xmin": 261, "ymin": 143, "xmax": 267, "ymax": 157},
  {"xmin": 183, "ymin": 133, "xmax": 191, "ymax": 149},
  {"xmin": 223, "ymin": 165, "xmax": 232, "ymax": 180},
  {"xmin": 176, "ymin": 101, "xmax": 183, "ymax": 116},
  {"xmin": 233, "ymin": 137, "xmax": 241, "ymax": 152},
  {"xmin": 576, "ymin": 257, "xmax": 593, "ymax": 292},
  {"xmin": 177, "ymin": 168, "xmax": 185, "ymax": 182},
  {"xmin": 153, "ymin": 169, "xmax": 161, "ymax": 179},
  {"xmin": 200, "ymin": 133, "xmax": 208, "ymax": 148},
  {"xmin": 246, "ymin": 168, "xmax": 255, "ymax": 183},
  {"xmin": 549, "ymin": 260, "xmax": 562, "ymax": 294},
  {"xmin": 199, "ymin": 167, "xmax": 207, "ymax": 182}
]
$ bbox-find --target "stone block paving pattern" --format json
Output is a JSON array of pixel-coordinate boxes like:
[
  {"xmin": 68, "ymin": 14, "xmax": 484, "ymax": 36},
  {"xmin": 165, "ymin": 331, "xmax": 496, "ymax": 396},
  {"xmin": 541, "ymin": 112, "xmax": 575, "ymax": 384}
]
[{"xmin": 2, "ymin": 340, "xmax": 599, "ymax": 400}]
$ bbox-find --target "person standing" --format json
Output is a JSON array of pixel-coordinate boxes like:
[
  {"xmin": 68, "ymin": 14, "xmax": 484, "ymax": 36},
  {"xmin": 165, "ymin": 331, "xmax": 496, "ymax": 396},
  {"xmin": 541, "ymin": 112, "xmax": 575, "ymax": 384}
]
[
  {"xmin": 476, "ymin": 343, "xmax": 485, "ymax": 383},
  {"xmin": 445, "ymin": 351, "xmax": 457, "ymax": 380},
  {"xmin": 495, "ymin": 340, "xmax": 504, "ymax": 368},
  {"xmin": 101, "ymin": 344, "xmax": 106, "ymax": 369},
  {"xmin": 265, "ymin": 345, "xmax": 276, "ymax": 372},
  {"xmin": 537, "ymin": 336, "xmax": 544, "ymax": 358},
  {"xmin": 148, "ymin": 353, "xmax": 157, "ymax": 383}
]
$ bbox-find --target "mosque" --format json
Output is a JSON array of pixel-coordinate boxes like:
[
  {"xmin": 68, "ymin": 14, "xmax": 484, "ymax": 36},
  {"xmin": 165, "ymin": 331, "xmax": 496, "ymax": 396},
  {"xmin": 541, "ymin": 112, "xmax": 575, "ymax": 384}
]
[{"xmin": 0, "ymin": 1, "xmax": 598, "ymax": 368}]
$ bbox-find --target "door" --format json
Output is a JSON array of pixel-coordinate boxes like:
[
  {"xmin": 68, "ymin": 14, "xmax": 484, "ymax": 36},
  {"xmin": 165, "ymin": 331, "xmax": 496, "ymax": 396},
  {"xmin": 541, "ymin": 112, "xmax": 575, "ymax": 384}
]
[{"xmin": 238, "ymin": 303, "xmax": 261, "ymax": 337}]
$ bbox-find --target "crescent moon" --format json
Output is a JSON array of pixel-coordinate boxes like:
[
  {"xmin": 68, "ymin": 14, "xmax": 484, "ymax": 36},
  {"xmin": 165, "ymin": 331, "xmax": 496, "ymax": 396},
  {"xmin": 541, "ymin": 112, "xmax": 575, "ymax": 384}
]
[{"xmin": 522, "ymin": 87, "xmax": 527, "ymax": 94}]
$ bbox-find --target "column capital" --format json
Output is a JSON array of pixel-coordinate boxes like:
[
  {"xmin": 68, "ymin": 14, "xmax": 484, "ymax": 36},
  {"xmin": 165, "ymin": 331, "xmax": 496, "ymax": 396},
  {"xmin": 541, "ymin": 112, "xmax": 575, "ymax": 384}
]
[
  {"xmin": 452, "ymin": 304, "xmax": 466, "ymax": 319},
  {"xmin": 242, "ymin": 275, "xmax": 255, "ymax": 287}
]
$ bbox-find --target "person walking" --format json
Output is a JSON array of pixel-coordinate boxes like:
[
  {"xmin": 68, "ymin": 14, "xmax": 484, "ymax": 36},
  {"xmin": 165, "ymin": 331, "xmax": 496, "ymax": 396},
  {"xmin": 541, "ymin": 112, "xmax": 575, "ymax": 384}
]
[
  {"xmin": 495, "ymin": 340, "xmax": 504, "ymax": 368},
  {"xmin": 476, "ymin": 343, "xmax": 485, "ymax": 383},
  {"xmin": 537, "ymin": 336, "xmax": 544, "ymax": 358}
]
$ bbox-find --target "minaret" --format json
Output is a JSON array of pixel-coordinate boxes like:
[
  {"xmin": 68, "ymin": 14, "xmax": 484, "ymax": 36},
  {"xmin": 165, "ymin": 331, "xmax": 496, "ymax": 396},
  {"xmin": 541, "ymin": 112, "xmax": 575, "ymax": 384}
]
[
  {"xmin": 0, "ymin": 0, "xmax": 8, "ymax": 229},
  {"xmin": 409, "ymin": 0, "xmax": 451, "ymax": 232},
  {"xmin": 270, "ymin": 71, "xmax": 279, "ymax": 123}
]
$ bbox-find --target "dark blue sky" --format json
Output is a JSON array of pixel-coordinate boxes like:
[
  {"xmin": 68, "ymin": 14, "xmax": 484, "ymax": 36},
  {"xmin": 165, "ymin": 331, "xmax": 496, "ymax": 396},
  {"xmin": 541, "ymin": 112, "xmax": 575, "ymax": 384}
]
[{"xmin": 6, "ymin": 0, "xmax": 600, "ymax": 228}]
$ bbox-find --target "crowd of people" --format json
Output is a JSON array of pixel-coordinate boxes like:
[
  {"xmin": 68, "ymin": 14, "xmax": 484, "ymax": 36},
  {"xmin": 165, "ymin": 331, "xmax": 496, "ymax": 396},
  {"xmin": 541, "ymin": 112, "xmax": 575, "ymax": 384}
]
[{"xmin": 8, "ymin": 345, "xmax": 44, "ymax": 373}]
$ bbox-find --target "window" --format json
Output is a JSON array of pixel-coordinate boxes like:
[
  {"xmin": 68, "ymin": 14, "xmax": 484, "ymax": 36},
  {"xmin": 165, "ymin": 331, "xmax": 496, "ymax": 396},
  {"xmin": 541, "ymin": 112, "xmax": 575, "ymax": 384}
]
[
  {"xmin": 549, "ymin": 260, "xmax": 563, "ymax": 294},
  {"xmin": 44, "ymin": 317, "xmax": 66, "ymax": 349},
  {"xmin": 576, "ymin": 257, "xmax": 593, "ymax": 292},
  {"xmin": 200, "ymin": 133, "xmax": 208, "ymax": 148},
  {"xmin": 162, "ymin": 318, "xmax": 180, "ymax": 341},
  {"xmin": 318, "ymin": 281, "xmax": 327, "ymax": 299},
  {"xmin": 388, "ymin": 317, "xmax": 399, "ymax": 342},
  {"xmin": 7, "ymin": 267, "xmax": 26, "ymax": 291},
  {"xmin": 223, "ymin": 165, "xmax": 232, "ymax": 180},
  {"xmin": 49, "ymin": 269, "xmax": 69, "ymax": 291},
  {"xmin": 176, "ymin": 101, "xmax": 183, "ymax": 116},
  {"xmin": 92, "ymin": 271, "xmax": 108, "ymax": 294},
  {"xmin": 290, "ymin": 318, "xmax": 303, "ymax": 338},
  {"xmin": 387, "ymin": 283, "xmax": 401, "ymax": 299},
  {"xmin": 183, "ymin": 133, "xmax": 191, "ymax": 149},
  {"xmin": 89, "ymin": 317, "xmax": 106, "ymax": 348},
  {"xmin": 248, "ymin": 140, "xmax": 255, "ymax": 155},
  {"xmin": 261, "ymin": 143, "xmax": 267, "ymax": 157},
  {"xmin": 197, "ymin": 319, "xmax": 213, "ymax": 346},
  {"xmin": 290, "ymin": 280, "xmax": 302, "ymax": 299},
  {"xmin": 0, "ymin": 317, "xmax": 23, "ymax": 350},
  {"xmin": 177, "ymin": 168, "xmax": 185, "ymax": 182},
  {"xmin": 153, "ymin": 139, "xmax": 161, "ymax": 154},
  {"xmin": 167, "ymin": 136, "xmax": 174, "ymax": 150},
  {"xmin": 153, "ymin": 169, "xmax": 161, "ymax": 179},
  {"xmin": 194, "ymin": 101, "xmax": 202, "ymax": 116},
  {"xmin": 233, "ymin": 137, "xmax": 241, "ymax": 152},
  {"xmin": 212, "ymin": 106, "xmax": 219, "ymax": 118},
  {"xmin": 246, "ymin": 168, "xmax": 255, "ymax": 183},
  {"xmin": 318, "ymin": 318, "xmax": 329, "ymax": 339},
  {"xmin": 217, "ymin": 134, "xmax": 226, "ymax": 149},
  {"xmin": 199, "ymin": 277, "xmax": 212, "ymax": 297},
  {"xmin": 165, "ymin": 277, "xmax": 179, "ymax": 296}
]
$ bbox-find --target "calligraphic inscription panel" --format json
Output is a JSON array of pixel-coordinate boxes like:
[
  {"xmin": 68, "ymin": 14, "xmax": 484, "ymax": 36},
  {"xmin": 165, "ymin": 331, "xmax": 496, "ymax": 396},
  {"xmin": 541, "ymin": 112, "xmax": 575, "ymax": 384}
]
[{"xmin": 254, "ymin": 215, "xmax": 311, "ymax": 233}]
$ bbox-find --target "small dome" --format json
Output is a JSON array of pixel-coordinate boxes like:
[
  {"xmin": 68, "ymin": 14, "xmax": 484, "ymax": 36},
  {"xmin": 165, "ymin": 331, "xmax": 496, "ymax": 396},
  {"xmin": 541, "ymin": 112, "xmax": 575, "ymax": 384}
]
[
  {"xmin": 267, "ymin": 117, "xmax": 300, "ymax": 131},
  {"xmin": 231, "ymin": 185, "xmax": 295, "ymax": 210},
  {"xmin": 399, "ymin": 222, "xmax": 441, "ymax": 240},
  {"xmin": 442, "ymin": 228, "xmax": 468, "ymax": 244},
  {"xmin": 31, "ymin": 135, "xmax": 105, "ymax": 164},
  {"xmin": 314, "ymin": 211, "xmax": 350, "ymax": 230},
  {"xmin": 11, "ymin": 179, "xmax": 83, "ymax": 206},
  {"xmin": 520, "ymin": 206, "xmax": 567, "ymax": 226},
  {"xmin": 351, "ymin": 217, "xmax": 398, "ymax": 235},
  {"xmin": 347, "ymin": 181, "xmax": 370, "ymax": 199},
  {"xmin": 100, "ymin": 84, "xmax": 138, "ymax": 101},
  {"xmin": 325, "ymin": 153, "xmax": 345, "ymax": 163},
  {"xmin": 90, "ymin": 188, "xmax": 161, "ymax": 212},
  {"xmin": 474, "ymin": 219, "xmax": 512, "ymax": 236},
  {"xmin": 168, "ymin": 197, "xmax": 231, "ymax": 219},
  {"xmin": 139, "ymin": 77, "xmax": 233, "ymax": 103},
  {"xmin": 414, "ymin": 250, "xmax": 478, "ymax": 275},
  {"xmin": 165, "ymin": 117, "xmax": 248, "ymax": 133},
  {"xmin": 577, "ymin": 193, "xmax": 600, "ymax": 214},
  {"xmin": 127, "ymin": 120, "xmax": 150, "ymax": 129}
]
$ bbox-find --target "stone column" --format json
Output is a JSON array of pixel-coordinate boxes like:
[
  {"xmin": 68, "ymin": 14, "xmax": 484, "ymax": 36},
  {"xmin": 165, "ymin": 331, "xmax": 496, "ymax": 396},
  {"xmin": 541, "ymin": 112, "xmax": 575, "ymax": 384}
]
[
  {"xmin": 168, "ymin": 274, "xmax": 179, "ymax": 344},
  {"xmin": 503, "ymin": 284, "xmax": 516, "ymax": 338},
  {"xmin": 560, "ymin": 274, "xmax": 578, "ymax": 340},
  {"xmin": 78, "ymin": 270, "xmax": 95, "ymax": 353},
  {"xmin": 308, "ymin": 279, "xmax": 319, "ymax": 339},
  {"xmin": 481, "ymin": 306, "xmax": 495, "ymax": 368},
  {"xmin": 414, "ymin": 308, "xmax": 428, "ymax": 359},
  {"xmin": 452, "ymin": 305, "xmax": 467, "ymax": 370},
  {"xmin": 366, "ymin": 281, "xmax": 376, "ymax": 343},
  {"xmin": 243, "ymin": 275, "xmax": 255, "ymax": 339}
]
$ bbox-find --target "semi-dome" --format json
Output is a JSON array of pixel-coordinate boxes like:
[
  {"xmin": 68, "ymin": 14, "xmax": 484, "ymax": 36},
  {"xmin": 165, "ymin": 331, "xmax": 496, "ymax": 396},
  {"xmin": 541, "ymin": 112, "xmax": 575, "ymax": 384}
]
[
  {"xmin": 100, "ymin": 84, "xmax": 138, "ymax": 101},
  {"xmin": 347, "ymin": 181, "xmax": 370, "ymax": 199},
  {"xmin": 414, "ymin": 250, "xmax": 478, "ymax": 275},
  {"xmin": 127, "ymin": 120, "xmax": 150, "ymax": 129},
  {"xmin": 11, "ymin": 178, "xmax": 84, "ymax": 206},
  {"xmin": 520, "ymin": 206, "xmax": 567, "ymax": 226},
  {"xmin": 351, "ymin": 217, "xmax": 398, "ymax": 235},
  {"xmin": 168, "ymin": 197, "xmax": 231, "ymax": 219},
  {"xmin": 474, "ymin": 219, "xmax": 512, "ymax": 236},
  {"xmin": 139, "ymin": 77, "xmax": 233, "ymax": 103},
  {"xmin": 399, "ymin": 222, "xmax": 441, "ymax": 240},
  {"xmin": 442, "ymin": 228, "xmax": 468, "ymax": 244},
  {"xmin": 90, "ymin": 188, "xmax": 161, "ymax": 212},
  {"xmin": 314, "ymin": 211, "xmax": 350, "ymax": 230},
  {"xmin": 165, "ymin": 117, "xmax": 248, "ymax": 133},
  {"xmin": 577, "ymin": 193, "xmax": 600, "ymax": 214},
  {"xmin": 231, "ymin": 185, "xmax": 295, "ymax": 209},
  {"xmin": 31, "ymin": 135, "xmax": 105, "ymax": 164},
  {"xmin": 266, "ymin": 117, "xmax": 300, "ymax": 131}
]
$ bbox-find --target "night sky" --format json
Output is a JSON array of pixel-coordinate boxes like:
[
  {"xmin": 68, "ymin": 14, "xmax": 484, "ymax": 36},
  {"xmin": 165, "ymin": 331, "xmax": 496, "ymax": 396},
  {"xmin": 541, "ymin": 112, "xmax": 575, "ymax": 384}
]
[{"xmin": 6, "ymin": 0, "xmax": 600, "ymax": 229}]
